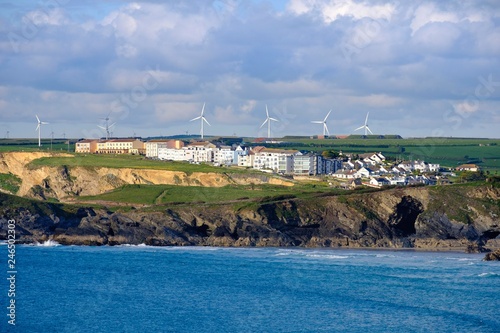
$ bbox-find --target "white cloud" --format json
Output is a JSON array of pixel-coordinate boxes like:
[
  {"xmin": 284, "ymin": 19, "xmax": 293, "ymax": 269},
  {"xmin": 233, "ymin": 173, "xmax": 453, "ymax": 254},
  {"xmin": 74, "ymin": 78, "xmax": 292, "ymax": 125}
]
[
  {"xmin": 410, "ymin": 3, "xmax": 459, "ymax": 34},
  {"xmin": 288, "ymin": 0, "xmax": 396, "ymax": 23}
]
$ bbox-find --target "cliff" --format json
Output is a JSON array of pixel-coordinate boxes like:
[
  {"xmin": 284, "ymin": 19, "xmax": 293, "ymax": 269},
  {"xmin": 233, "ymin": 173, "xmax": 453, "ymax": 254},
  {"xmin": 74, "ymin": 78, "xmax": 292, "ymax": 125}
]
[
  {"xmin": 1, "ymin": 184, "xmax": 499, "ymax": 251},
  {"xmin": 0, "ymin": 152, "xmax": 293, "ymax": 200}
]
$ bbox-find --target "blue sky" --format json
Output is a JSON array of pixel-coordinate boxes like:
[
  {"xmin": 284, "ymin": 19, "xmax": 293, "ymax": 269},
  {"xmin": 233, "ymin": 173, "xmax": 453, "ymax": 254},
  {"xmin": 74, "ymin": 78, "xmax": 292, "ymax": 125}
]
[{"xmin": 0, "ymin": 0, "xmax": 499, "ymax": 139}]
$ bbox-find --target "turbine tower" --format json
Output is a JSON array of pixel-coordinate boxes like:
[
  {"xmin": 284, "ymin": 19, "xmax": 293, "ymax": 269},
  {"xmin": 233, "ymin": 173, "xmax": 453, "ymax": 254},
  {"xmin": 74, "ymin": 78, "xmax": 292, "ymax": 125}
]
[
  {"xmin": 311, "ymin": 109, "xmax": 332, "ymax": 136},
  {"xmin": 260, "ymin": 105, "xmax": 279, "ymax": 138},
  {"xmin": 35, "ymin": 115, "xmax": 49, "ymax": 147},
  {"xmin": 354, "ymin": 112, "xmax": 373, "ymax": 136},
  {"xmin": 190, "ymin": 102, "xmax": 210, "ymax": 139},
  {"xmin": 98, "ymin": 112, "xmax": 115, "ymax": 140}
]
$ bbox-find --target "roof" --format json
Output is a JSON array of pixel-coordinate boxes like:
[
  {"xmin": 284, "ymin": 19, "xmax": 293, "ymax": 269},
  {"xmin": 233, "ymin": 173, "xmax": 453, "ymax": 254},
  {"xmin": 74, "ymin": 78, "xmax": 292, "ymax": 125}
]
[
  {"xmin": 456, "ymin": 164, "xmax": 479, "ymax": 169},
  {"xmin": 76, "ymin": 139, "xmax": 97, "ymax": 143},
  {"xmin": 146, "ymin": 139, "xmax": 173, "ymax": 143},
  {"xmin": 109, "ymin": 139, "xmax": 141, "ymax": 143}
]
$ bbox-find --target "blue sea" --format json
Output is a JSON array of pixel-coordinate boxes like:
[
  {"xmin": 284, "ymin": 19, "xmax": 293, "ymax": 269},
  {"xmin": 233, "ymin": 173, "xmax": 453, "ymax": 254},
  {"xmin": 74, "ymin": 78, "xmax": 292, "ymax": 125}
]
[{"xmin": 2, "ymin": 245, "xmax": 499, "ymax": 332}]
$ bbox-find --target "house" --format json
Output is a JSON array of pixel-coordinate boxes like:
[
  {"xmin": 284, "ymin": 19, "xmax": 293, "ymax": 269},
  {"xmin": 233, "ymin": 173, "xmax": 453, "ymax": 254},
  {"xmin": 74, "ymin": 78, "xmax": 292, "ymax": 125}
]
[
  {"xmin": 456, "ymin": 164, "xmax": 480, "ymax": 172},
  {"xmin": 368, "ymin": 177, "xmax": 390, "ymax": 187},
  {"xmin": 387, "ymin": 176, "xmax": 406, "ymax": 186},
  {"xmin": 75, "ymin": 139, "xmax": 97, "ymax": 153},
  {"xmin": 349, "ymin": 178, "xmax": 363, "ymax": 189},
  {"xmin": 343, "ymin": 160, "xmax": 355, "ymax": 170},
  {"xmin": 332, "ymin": 170, "xmax": 357, "ymax": 179},
  {"xmin": 355, "ymin": 167, "xmax": 372, "ymax": 178}
]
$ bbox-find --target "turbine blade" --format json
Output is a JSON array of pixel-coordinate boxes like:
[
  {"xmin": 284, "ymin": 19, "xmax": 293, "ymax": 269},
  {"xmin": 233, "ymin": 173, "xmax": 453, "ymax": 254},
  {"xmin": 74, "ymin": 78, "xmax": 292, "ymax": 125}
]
[
  {"xmin": 36, "ymin": 124, "xmax": 40, "ymax": 131},
  {"xmin": 366, "ymin": 126, "xmax": 373, "ymax": 135},
  {"xmin": 203, "ymin": 117, "xmax": 211, "ymax": 126},
  {"xmin": 324, "ymin": 109, "xmax": 332, "ymax": 122},
  {"xmin": 311, "ymin": 121, "xmax": 323, "ymax": 124},
  {"xmin": 324, "ymin": 123, "xmax": 330, "ymax": 136},
  {"xmin": 97, "ymin": 125, "xmax": 106, "ymax": 130},
  {"xmin": 365, "ymin": 112, "xmax": 369, "ymax": 125},
  {"xmin": 354, "ymin": 126, "xmax": 364, "ymax": 132},
  {"xmin": 41, "ymin": 122, "xmax": 49, "ymax": 125},
  {"xmin": 260, "ymin": 118, "xmax": 268, "ymax": 128},
  {"xmin": 36, "ymin": 115, "xmax": 40, "ymax": 123},
  {"xmin": 190, "ymin": 116, "xmax": 202, "ymax": 122},
  {"xmin": 265, "ymin": 105, "xmax": 269, "ymax": 118},
  {"xmin": 269, "ymin": 117, "xmax": 278, "ymax": 122},
  {"xmin": 109, "ymin": 122, "xmax": 116, "ymax": 128},
  {"xmin": 201, "ymin": 102, "xmax": 205, "ymax": 116}
]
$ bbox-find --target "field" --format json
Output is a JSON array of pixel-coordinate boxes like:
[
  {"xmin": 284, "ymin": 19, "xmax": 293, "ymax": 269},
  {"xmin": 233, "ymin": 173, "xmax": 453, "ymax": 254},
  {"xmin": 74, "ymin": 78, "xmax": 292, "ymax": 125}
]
[
  {"xmin": 75, "ymin": 183, "xmax": 358, "ymax": 207},
  {"xmin": 0, "ymin": 139, "xmax": 73, "ymax": 152}
]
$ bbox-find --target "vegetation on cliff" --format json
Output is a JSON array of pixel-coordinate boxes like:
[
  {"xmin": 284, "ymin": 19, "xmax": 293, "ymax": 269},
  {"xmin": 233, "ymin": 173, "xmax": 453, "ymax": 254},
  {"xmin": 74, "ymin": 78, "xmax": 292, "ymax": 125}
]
[{"xmin": 1, "ymin": 183, "xmax": 498, "ymax": 251}]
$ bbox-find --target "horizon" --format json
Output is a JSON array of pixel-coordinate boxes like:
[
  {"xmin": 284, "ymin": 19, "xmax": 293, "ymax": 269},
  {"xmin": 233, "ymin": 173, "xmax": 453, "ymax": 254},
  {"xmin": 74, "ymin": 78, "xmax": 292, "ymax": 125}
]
[{"xmin": 0, "ymin": 1, "xmax": 499, "ymax": 139}]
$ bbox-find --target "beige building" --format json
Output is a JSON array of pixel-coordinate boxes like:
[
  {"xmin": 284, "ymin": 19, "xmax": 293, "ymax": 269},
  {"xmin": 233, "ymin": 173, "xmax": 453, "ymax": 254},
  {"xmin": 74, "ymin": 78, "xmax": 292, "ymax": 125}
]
[
  {"xmin": 75, "ymin": 139, "xmax": 97, "ymax": 153},
  {"xmin": 99, "ymin": 139, "xmax": 145, "ymax": 154},
  {"xmin": 76, "ymin": 138, "xmax": 145, "ymax": 155}
]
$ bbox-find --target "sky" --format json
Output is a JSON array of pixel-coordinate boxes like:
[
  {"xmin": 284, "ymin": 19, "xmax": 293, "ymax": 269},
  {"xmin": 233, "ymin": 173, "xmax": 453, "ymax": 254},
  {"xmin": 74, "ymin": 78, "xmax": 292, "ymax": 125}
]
[{"xmin": 0, "ymin": 0, "xmax": 499, "ymax": 139}]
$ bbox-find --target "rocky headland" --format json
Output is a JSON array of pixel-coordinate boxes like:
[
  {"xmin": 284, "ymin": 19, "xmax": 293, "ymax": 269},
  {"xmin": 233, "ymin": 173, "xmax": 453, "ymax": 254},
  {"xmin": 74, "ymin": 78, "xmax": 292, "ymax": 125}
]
[
  {"xmin": 1, "ymin": 184, "xmax": 499, "ymax": 251},
  {"xmin": 0, "ymin": 151, "xmax": 499, "ymax": 251}
]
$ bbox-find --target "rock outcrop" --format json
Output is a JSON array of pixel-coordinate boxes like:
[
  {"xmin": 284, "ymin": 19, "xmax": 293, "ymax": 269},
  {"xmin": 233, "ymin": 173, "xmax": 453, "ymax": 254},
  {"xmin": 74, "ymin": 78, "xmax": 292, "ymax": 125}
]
[
  {"xmin": 1, "ymin": 184, "xmax": 499, "ymax": 251},
  {"xmin": 483, "ymin": 249, "xmax": 500, "ymax": 261}
]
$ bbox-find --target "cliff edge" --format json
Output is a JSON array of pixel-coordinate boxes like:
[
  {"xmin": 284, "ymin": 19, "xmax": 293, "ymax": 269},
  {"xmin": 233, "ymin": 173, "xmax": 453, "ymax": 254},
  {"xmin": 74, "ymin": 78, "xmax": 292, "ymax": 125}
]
[{"xmin": 1, "ymin": 184, "xmax": 499, "ymax": 251}]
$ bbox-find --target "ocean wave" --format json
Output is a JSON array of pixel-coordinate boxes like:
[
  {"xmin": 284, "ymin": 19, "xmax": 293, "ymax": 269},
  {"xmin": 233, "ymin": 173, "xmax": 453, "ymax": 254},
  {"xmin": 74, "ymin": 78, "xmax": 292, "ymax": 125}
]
[
  {"xmin": 306, "ymin": 254, "xmax": 349, "ymax": 260},
  {"xmin": 119, "ymin": 243, "xmax": 148, "ymax": 247},
  {"xmin": 477, "ymin": 272, "xmax": 500, "ymax": 278},
  {"xmin": 34, "ymin": 240, "xmax": 61, "ymax": 247}
]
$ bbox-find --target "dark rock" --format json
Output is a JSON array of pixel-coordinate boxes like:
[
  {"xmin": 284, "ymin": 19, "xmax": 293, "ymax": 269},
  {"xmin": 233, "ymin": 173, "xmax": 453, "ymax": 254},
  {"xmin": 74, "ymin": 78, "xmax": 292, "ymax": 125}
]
[
  {"xmin": 483, "ymin": 249, "xmax": 500, "ymax": 261},
  {"xmin": 388, "ymin": 196, "xmax": 423, "ymax": 237}
]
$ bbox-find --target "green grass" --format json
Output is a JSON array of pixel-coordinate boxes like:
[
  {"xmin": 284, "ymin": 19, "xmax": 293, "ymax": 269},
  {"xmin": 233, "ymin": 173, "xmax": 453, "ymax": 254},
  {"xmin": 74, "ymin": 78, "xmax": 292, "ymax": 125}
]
[
  {"xmin": 76, "ymin": 183, "xmax": 344, "ymax": 206},
  {"xmin": 0, "ymin": 173, "xmax": 22, "ymax": 193},
  {"xmin": 28, "ymin": 154, "xmax": 250, "ymax": 175},
  {"xmin": 0, "ymin": 139, "xmax": 74, "ymax": 152}
]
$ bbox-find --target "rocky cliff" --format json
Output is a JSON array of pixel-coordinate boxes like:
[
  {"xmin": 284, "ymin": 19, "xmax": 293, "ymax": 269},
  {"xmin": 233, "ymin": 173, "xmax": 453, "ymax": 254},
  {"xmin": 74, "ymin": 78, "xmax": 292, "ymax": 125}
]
[
  {"xmin": 0, "ymin": 152, "xmax": 293, "ymax": 200},
  {"xmin": 1, "ymin": 184, "xmax": 499, "ymax": 251}
]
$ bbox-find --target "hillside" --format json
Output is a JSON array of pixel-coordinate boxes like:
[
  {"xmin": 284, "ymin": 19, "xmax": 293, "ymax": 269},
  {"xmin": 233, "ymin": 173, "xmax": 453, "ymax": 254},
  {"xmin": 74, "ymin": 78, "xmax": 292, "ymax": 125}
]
[
  {"xmin": 0, "ymin": 152, "xmax": 293, "ymax": 201},
  {"xmin": 1, "ymin": 184, "xmax": 499, "ymax": 251}
]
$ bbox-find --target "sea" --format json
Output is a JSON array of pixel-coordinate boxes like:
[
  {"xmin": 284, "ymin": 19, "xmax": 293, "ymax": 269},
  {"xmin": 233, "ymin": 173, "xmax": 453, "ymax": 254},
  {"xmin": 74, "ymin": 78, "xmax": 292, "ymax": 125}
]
[{"xmin": 1, "ymin": 244, "xmax": 499, "ymax": 333}]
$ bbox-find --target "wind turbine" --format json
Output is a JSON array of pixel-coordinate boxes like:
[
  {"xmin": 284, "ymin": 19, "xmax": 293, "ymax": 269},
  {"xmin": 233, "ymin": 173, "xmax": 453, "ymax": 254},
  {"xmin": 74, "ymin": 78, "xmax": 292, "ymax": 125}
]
[
  {"xmin": 35, "ymin": 115, "xmax": 49, "ymax": 147},
  {"xmin": 354, "ymin": 112, "xmax": 373, "ymax": 136},
  {"xmin": 98, "ymin": 112, "xmax": 115, "ymax": 140},
  {"xmin": 260, "ymin": 105, "xmax": 279, "ymax": 138},
  {"xmin": 311, "ymin": 109, "xmax": 332, "ymax": 136},
  {"xmin": 190, "ymin": 103, "xmax": 210, "ymax": 139}
]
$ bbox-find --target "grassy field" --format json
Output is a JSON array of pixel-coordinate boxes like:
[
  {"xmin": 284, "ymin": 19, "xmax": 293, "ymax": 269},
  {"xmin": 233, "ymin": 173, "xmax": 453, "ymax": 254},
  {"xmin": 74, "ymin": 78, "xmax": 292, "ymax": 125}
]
[
  {"xmin": 0, "ymin": 139, "xmax": 74, "ymax": 152},
  {"xmin": 76, "ymin": 183, "xmax": 347, "ymax": 206},
  {"xmin": 28, "ymin": 154, "xmax": 251, "ymax": 175}
]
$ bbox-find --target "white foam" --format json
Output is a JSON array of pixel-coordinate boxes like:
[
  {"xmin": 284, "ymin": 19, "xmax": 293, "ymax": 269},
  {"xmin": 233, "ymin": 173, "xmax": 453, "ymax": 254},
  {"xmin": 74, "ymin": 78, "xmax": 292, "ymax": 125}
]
[
  {"xmin": 478, "ymin": 272, "xmax": 500, "ymax": 278},
  {"xmin": 306, "ymin": 254, "xmax": 349, "ymax": 259},
  {"xmin": 35, "ymin": 240, "xmax": 60, "ymax": 247}
]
